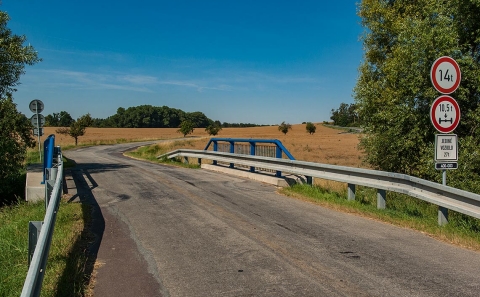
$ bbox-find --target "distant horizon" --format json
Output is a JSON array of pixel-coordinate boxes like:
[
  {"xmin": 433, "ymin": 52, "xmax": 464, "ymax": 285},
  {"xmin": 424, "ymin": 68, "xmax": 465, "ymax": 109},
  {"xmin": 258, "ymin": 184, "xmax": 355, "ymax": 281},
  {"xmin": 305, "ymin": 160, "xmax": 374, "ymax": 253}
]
[{"xmin": 36, "ymin": 102, "xmax": 334, "ymax": 127}]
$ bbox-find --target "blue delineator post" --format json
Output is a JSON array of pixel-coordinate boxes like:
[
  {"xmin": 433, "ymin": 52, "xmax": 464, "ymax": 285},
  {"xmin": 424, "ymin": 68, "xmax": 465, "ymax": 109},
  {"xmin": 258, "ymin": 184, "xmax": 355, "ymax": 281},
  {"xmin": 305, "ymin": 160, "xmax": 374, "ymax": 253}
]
[{"xmin": 43, "ymin": 135, "xmax": 55, "ymax": 184}]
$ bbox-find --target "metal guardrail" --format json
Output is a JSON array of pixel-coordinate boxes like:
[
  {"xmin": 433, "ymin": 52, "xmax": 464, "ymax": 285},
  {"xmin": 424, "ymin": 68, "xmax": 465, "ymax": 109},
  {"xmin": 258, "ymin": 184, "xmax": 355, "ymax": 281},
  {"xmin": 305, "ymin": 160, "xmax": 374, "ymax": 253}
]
[
  {"xmin": 160, "ymin": 149, "xmax": 480, "ymax": 225},
  {"xmin": 21, "ymin": 140, "xmax": 63, "ymax": 297}
]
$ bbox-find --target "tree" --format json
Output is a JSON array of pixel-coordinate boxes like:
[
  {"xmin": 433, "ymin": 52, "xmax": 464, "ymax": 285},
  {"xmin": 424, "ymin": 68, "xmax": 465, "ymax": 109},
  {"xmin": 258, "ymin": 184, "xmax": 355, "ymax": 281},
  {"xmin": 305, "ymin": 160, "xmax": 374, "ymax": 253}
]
[
  {"xmin": 0, "ymin": 11, "xmax": 40, "ymax": 203},
  {"xmin": 330, "ymin": 103, "xmax": 359, "ymax": 127},
  {"xmin": 45, "ymin": 111, "xmax": 74, "ymax": 127},
  {"xmin": 355, "ymin": 1, "xmax": 480, "ymax": 192},
  {"xmin": 177, "ymin": 120, "xmax": 195, "ymax": 137},
  {"xmin": 98, "ymin": 105, "xmax": 213, "ymax": 128},
  {"xmin": 184, "ymin": 111, "xmax": 212, "ymax": 128},
  {"xmin": 0, "ymin": 12, "xmax": 41, "ymax": 98},
  {"xmin": 305, "ymin": 122, "xmax": 316, "ymax": 135},
  {"xmin": 278, "ymin": 121, "xmax": 292, "ymax": 135},
  {"xmin": 56, "ymin": 114, "xmax": 93, "ymax": 145},
  {"xmin": 0, "ymin": 98, "xmax": 36, "ymax": 201},
  {"xmin": 58, "ymin": 111, "xmax": 74, "ymax": 127},
  {"xmin": 205, "ymin": 124, "xmax": 222, "ymax": 136}
]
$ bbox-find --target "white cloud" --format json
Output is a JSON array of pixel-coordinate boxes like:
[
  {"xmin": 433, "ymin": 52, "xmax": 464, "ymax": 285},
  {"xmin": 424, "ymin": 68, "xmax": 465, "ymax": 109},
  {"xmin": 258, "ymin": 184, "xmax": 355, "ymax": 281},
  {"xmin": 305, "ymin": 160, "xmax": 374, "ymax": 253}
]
[
  {"xmin": 22, "ymin": 65, "xmax": 320, "ymax": 96},
  {"xmin": 120, "ymin": 75, "xmax": 158, "ymax": 85}
]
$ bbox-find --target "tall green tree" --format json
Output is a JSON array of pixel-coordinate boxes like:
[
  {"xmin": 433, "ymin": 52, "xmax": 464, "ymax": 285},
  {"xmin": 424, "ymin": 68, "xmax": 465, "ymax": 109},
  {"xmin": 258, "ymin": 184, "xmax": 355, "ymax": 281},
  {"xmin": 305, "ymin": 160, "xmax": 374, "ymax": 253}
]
[
  {"xmin": 0, "ymin": 98, "xmax": 36, "ymax": 201},
  {"xmin": 45, "ymin": 111, "xmax": 74, "ymax": 127},
  {"xmin": 355, "ymin": 0, "xmax": 480, "ymax": 192},
  {"xmin": 0, "ymin": 12, "xmax": 40, "ymax": 97},
  {"xmin": 0, "ymin": 11, "xmax": 40, "ymax": 203},
  {"xmin": 56, "ymin": 114, "xmax": 93, "ymax": 146}
]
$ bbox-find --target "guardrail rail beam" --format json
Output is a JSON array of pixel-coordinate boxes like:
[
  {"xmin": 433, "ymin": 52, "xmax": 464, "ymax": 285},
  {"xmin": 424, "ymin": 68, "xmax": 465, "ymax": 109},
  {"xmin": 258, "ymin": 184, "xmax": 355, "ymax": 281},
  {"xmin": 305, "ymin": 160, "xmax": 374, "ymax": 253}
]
[{"xmin": 158, "ymin": 149, "xmax": 480, "ymax": 226}]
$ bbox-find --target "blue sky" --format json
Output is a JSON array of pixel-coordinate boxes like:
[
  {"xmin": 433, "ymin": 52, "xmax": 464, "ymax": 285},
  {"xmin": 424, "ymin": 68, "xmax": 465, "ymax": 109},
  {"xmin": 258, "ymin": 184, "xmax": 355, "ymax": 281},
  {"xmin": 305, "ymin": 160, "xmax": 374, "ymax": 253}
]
[{"xmin": 4, "ymin": 0, "xmax": 363, "ymax": 125}]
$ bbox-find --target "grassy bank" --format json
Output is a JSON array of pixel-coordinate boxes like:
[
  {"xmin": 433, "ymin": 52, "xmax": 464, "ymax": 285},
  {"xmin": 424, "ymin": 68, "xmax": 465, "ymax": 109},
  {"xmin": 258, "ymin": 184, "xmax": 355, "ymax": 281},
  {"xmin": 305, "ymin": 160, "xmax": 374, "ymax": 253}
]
[
  {"xmin": 281, "ymin": 184, "xmax": 480, "ymax": 251},
  {"xmin": 0, "ymin": 149, "xmax": 91, "ymax": 296},
  {"xmin": 125, "ymin": 139, "xmax": 201, "ymax": 168},
  {"xmin": 0, "ymin": 200, "xmax": 90, "ymax": 296}
]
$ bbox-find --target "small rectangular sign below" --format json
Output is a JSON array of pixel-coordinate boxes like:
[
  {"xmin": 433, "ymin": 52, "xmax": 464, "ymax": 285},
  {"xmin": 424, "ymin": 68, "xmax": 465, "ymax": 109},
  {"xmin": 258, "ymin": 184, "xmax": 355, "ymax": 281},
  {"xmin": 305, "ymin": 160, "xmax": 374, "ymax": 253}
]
[
  {"xmin": 33, "ymin": 128, "xmax": 44, "ymax": 136},
  {"xmin": 435, "ymin": 134, "xmax": 458, "ymax": 162},
  {"xmin": 435, "ymin": 163, "xmax": 458, "ymax": 170}
]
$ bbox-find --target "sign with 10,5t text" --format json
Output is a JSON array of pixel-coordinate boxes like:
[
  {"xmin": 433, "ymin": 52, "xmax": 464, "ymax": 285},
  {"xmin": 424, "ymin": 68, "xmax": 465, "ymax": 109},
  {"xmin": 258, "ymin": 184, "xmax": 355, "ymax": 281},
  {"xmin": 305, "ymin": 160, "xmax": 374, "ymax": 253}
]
[{"xmin": 430, "ymin": 95, "xmax": 461, "ymax": 134}]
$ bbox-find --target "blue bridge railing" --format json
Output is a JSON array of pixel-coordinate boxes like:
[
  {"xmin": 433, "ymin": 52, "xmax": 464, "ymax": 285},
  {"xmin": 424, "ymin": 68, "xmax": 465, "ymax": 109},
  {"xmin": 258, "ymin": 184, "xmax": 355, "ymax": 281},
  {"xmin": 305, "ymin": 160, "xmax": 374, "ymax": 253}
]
[{"xmin": 204, "ymin": 138, "xmax": 295, "ymax": 177}]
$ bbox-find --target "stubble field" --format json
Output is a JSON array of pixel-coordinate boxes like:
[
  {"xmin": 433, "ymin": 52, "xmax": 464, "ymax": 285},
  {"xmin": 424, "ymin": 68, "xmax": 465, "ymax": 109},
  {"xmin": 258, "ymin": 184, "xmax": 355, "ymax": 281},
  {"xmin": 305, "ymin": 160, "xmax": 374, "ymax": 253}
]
[{"xmin": 41, "ymin": 124, "xmax": 364, "ymax": 168}]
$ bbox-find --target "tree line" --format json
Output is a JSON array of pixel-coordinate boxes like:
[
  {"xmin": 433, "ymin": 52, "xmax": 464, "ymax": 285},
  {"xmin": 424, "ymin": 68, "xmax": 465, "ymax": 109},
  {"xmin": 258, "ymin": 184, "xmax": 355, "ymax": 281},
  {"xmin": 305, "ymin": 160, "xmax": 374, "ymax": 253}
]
[
  {"xmin": 47, "ymin": 105, "xmax": 212, "ymax": 128},
  {"xmin": 45, "ymin": 105, "xmax": 268, "ymax": 129},
  {"xmin": 45, "ymin": 105, "xmax": 272, "ymax": 141}
]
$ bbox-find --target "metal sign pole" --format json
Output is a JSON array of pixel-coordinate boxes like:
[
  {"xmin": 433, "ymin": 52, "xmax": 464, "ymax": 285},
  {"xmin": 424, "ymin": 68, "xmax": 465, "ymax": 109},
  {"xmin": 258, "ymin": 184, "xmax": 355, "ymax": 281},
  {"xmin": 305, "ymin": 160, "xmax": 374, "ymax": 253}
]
[
  {"xmin": 438, "ymin": 170, "xmax": 448, "ymax": 225},
  {"xmin": 36, "ymin": 101, "xmax": 42, "ymax": 163}
]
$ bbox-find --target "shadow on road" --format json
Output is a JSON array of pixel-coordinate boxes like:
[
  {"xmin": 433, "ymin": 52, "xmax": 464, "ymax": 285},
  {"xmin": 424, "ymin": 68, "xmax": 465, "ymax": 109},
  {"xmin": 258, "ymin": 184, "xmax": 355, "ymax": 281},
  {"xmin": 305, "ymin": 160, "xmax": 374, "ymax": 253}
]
[{"xmin": 53, "ymin": 162, "xmax": 129, "ymax": 296}]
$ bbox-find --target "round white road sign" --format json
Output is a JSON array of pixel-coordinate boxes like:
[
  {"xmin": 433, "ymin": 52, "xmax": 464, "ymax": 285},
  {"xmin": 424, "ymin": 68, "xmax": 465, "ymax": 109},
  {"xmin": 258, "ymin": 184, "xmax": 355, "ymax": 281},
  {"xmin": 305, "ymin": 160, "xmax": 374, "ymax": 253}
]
[
  {"xmin": 430, "ymin": 56, "xmax": 461, "ymax": 94},
  {"xmin": 29, "ymin": 99, "xmax": 44, "ymax": 113},
  {"xmin": 30, "ymin": 114, "xmax": 45, "ymax": 127},
  {"xmin": 430, "ymin": 95, "xmax": 461, "ymax": 133}
]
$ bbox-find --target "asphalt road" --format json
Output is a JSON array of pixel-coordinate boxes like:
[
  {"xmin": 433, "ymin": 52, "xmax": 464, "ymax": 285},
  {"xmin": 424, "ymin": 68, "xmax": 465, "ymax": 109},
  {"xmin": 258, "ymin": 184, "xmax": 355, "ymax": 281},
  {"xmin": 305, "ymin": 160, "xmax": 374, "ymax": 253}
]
[{"xmin": 64, "ymin": 142, "xmax": 480, "ymax": 297}]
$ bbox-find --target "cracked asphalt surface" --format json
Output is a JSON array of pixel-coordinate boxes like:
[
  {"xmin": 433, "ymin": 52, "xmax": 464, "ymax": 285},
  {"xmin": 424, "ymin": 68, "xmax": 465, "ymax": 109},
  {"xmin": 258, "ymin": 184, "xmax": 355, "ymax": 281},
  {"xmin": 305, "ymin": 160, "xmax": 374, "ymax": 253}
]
[{"xmin": 64, "ymin": 142, "xmax": 480, "ymax": 297}]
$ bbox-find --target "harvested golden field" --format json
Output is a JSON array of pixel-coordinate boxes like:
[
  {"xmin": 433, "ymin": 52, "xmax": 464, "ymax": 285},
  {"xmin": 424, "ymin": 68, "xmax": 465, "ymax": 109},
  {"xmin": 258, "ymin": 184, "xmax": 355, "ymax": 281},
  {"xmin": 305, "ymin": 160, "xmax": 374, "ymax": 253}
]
[{"xmin": 41, "ymin": 124, "xmax": 364, "ymax": 168}]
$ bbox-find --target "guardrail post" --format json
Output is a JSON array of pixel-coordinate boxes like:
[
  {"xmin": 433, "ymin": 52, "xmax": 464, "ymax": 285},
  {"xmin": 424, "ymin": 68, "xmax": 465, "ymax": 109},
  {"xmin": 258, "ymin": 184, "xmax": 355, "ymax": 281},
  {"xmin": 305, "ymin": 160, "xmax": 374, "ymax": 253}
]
[
  {"xmin": 347, "ymin": 183, "xmax": 356, "ymax": 201},
  {"xmin": 377, "ymin": 189, "xmax": 386, "ymax": 209},
  {"xmin": 306, "ymin": 176, "xmax": 313, "ymax": 185},
  {"xmin": 249, "ymin": 142, "xmax": 256, "ymax": 172},
  {"xmin": 183, "ymin": 156, "xmax": 189, "ymax": 164},
  {"xmin": 229, "ymin": 141, "xmax": 234, "ymax": 168},
  {"xmin": 275, "ymin": 145, "xmax": 282, "ymax": 177},
  {"xmin": 28, "ymin": 221, "xmax": 43, "ymax": 266},
  {"xmin": 213, "ymin": 141, "xmax": 218, "ymax": 165},
  {"xmin": 438, "ymin": 207, "xmax": 449, "ymax": 226}
]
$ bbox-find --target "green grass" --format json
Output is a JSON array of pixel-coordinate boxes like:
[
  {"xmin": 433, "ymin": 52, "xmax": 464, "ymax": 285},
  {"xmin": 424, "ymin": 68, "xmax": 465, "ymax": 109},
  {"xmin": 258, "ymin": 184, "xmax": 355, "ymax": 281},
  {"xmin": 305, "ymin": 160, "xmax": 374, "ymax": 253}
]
[
  {"xmin": 61, "ymin": 137, "xmax": 170, "ymax": 151},
  {"xmin": 0, "ymin": 200, "xmax": 90, "ymax": 297},
  {"xmin": 282, "ymin": 184, "xmax": 480, "ymax": 250},
  {"xmin": 26, "ymin": 149, "xmax": 77, "ymax": 169},
  {"xmin": 126, "ymin": 142, "xmax": 201, "ymax": 169},
  {"xmin": 0, "ymin": 150, "xmax": 92, "ymax": 296},
  {"xmin": 26, "ymin": 149, "xmax": 42, "ymax": 166}
]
